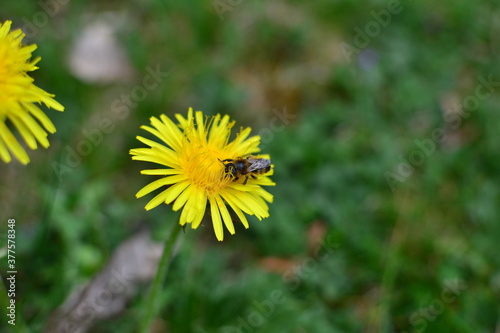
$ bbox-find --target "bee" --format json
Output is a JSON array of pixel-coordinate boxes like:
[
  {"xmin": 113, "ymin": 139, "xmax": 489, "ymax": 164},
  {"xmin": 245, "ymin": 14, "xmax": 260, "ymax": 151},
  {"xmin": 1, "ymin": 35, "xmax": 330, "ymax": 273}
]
[{"xmin": 220, "ymin": 156, "xmax": 271, "ymax": 185}]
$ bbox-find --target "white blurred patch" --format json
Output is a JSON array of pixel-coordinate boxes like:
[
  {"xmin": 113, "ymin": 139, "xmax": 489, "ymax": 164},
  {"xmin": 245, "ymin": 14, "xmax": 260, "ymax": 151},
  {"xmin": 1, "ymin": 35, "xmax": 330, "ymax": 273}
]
[
  {"xmin": 68, "ymin": 13, "xmax": 135, "ymax": 83},
  {"xmin": 44, "ymin": 230, "xmax": 167, "ymax": 333}
]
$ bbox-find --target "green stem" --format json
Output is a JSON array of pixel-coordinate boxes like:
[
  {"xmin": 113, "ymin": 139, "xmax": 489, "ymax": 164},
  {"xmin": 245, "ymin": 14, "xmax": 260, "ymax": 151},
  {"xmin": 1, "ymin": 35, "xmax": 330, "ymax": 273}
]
[{"xmin": 139, "ymin": 225, "xmax": 182, "ymax": 333}]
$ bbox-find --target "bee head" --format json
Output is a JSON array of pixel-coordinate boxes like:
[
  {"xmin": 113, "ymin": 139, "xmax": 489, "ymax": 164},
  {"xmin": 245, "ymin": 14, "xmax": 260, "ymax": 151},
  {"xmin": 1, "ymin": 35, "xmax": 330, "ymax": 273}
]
[{"xmin": 219, "ymin": 158, "xmax": 237, "ymax": 178}]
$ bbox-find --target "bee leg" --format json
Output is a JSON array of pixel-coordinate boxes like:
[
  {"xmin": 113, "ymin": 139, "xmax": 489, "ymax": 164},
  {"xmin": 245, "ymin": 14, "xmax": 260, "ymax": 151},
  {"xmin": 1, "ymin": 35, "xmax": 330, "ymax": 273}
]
[
  {"xmin": 233, "ymin": 176, "xmax": 239, "ymax": 182},
  {"xmin": 243, "ymin": 176, "xmax": 249, "ymax": 185},
  {"xmin": 251, "ymin": 174, "xmax": 257, "ymax": 179}
]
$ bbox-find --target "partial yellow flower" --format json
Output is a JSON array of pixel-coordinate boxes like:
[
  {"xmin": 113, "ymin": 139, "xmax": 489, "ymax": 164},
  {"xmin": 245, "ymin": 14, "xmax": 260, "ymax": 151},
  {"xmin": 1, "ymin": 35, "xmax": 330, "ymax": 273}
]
[
  {"xmin": 130, "ymin": 108, "xmax": 275, "ymax": 241},
  {"xmin": 0, "ymin": 20, "xmax": 64, "ymax": 165}
]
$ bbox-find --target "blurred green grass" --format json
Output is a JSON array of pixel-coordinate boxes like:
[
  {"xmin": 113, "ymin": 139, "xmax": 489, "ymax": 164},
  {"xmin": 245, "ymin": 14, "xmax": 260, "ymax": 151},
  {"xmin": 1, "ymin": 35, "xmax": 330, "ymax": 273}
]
[{"xmin": 1, "ymin": 0, "xmax": 500, "ymax": 332}]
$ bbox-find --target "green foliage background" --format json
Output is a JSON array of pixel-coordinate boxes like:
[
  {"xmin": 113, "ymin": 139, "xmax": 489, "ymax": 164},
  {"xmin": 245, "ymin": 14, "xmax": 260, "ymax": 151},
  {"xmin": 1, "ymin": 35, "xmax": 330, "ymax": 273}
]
[{"xmin": 1, "ymin": 0, "xmax": 500, "ymax": 332}]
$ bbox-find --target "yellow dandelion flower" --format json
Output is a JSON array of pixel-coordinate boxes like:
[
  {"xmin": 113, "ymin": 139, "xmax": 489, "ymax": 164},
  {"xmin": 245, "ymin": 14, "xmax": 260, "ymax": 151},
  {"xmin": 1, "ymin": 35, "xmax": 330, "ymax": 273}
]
[
  {"xmin": 130, "ymin": 108, "xmax": 275, "ymax": 241},
  {"xmin": 0, "ymin": 20, "xmax": 64, "ymax": 165}
]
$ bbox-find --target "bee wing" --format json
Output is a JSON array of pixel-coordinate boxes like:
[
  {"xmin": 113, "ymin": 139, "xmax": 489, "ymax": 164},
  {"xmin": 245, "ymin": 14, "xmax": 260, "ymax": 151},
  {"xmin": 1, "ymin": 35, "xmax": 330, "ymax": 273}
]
[{"xmin": 246, "ymin": 159, "xmax": 271, "ymax": 172}]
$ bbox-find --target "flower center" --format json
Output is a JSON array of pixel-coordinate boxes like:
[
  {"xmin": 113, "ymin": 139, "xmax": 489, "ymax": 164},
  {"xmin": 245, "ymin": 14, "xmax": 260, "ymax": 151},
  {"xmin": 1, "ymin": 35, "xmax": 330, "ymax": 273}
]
[{"xmin": 180, "ymin": 136, "xmax": 232, "ymax": 195}]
